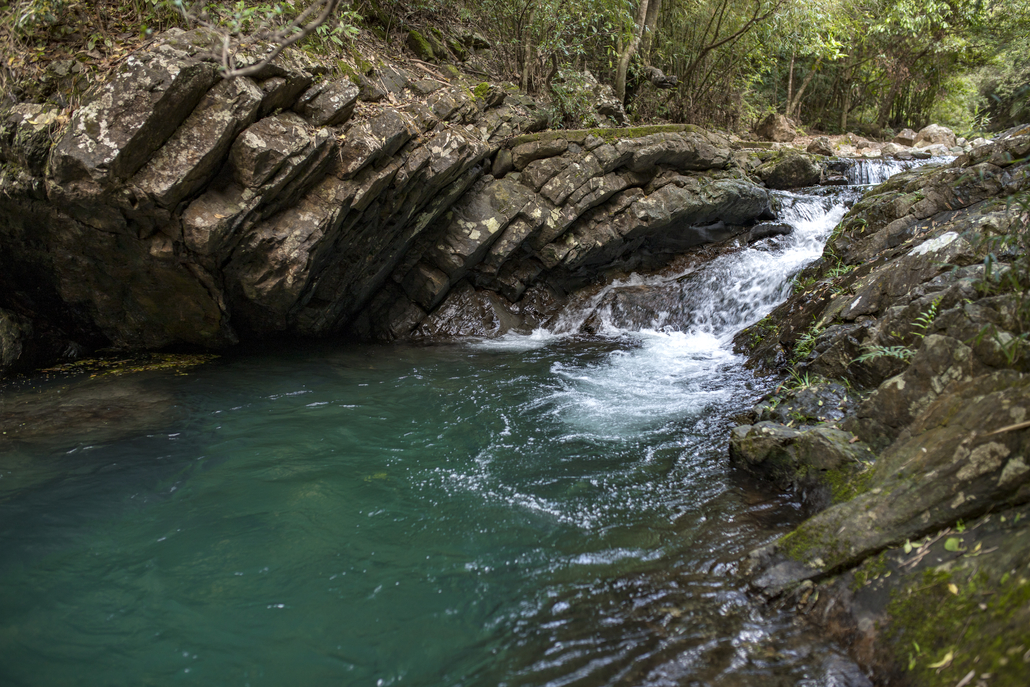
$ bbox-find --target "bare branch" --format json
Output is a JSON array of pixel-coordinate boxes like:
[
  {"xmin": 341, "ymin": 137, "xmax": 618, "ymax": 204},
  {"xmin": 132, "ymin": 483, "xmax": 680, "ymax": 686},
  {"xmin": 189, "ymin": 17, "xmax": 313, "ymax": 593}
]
[{"xmin": 175, "ymin": 0, "xmax": 345, "ymax": 79}]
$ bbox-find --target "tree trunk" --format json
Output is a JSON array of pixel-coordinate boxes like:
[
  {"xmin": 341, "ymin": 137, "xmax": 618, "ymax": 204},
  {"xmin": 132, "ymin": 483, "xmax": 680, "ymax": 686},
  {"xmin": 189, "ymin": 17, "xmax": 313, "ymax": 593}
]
[
  {"xmin": 786, "ymin": 56, "xmax": 821, "ymax": 119},
  {"xmin": 786, "ymin": 50, "xmax": 794, "ymax": 115},
  {"xmin": 520, "ymin": 3, "xmax": 537, "ymax": 92},
  {"xmin": 640, "ymin": 0, "xmax": 662, "ymax": 64},
  {"xmin": 615, "ymin": 0, "xmax": 651, "ymax": 103}
]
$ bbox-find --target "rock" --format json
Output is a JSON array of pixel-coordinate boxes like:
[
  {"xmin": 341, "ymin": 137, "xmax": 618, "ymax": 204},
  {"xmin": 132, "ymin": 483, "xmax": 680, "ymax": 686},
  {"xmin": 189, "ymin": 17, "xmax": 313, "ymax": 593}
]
[
  {"xmin": 511, "ymin": 138, "xmax": 569, "ymax": 171},
  {"xmin": 756, "ymin": 113, "xmax": 796, "ymax": 142},
  {"xmin": 893, "ymin": 128, "xmax": 918, "ymax": 146},
  {"xmin": 730, "ymin": 421, "xmax": 875, "ymax": 510},
  {"xmin": 459, "ymin": 30, "xmax": 492, "ymax": 51},
  {"xmin": 914, "ymin": 123, "xmax": 956, "ymax": 148},
  {"xmin": 0, "ymin": 308, "xmax": 31, "ymax": 371},
  {"xmin": 133, "ymin": 77, "xmax": 264, "ymax": 208},
  {"xmin": 491, "ymin": 148, "xmax": 514, "ymax": 178},
  {"xmin": 806, "ymin": 137, "xmax": 833, "ymax": 156},
  {"xmin": 756, "ymin": 151, "xmax": 822, "ymax": 189},
  {"xmin": 747, "ymin": 222, "xmax": 792, "ymax": 243},
  {"xmin": 878, "ymin": 142, "xmax": 906, "ymax": 157},
  {"xmin": 335, "ymin": 110, "xmax": 416, "ymax": 179},
  {"xmin": 377, "ymin": 66, "xmax": 411, "ymax": 95},
  {"xmin": 0, "ymin": 103, "xmax": 62, "ymax": 176},
  {"xmin": 406, "ymin": 30, "xmax": 435, "ymax": 62},
  {"xmin": 772, "ymin": 371, "xmax": 1030, "ymax": 576},
  {"xmin": 293, "ymin": 78, "xmax": 359, "ymax": 126},
  {"xmin": 229, "ymin": 112, "xmax": 323, "ymax": 189},
  {"xmin": 50, "ymin": 42, "xmax": 219, "ymax": 196}
]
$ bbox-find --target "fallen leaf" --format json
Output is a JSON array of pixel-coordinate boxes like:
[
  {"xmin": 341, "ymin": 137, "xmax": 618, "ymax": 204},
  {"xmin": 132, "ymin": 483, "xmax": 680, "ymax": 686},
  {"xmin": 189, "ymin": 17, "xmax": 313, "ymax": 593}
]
[
  {"xmin": 944, "ymin": 537, "xmax": 963, "ymax": 552},
  {"xmin": 928, "ymin": 650, "xmax": 953, "ymax": 670},
  {"xmin": 947, "ymin": 583, "xmax": 959, "ymax": 595}
]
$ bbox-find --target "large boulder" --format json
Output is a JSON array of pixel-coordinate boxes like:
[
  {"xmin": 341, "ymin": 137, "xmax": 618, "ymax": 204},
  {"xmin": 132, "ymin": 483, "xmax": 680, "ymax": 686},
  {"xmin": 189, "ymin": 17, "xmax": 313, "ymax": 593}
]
[
  {"xmin": 756, "ymin": 151, "xmax": 822, "ymax": 189},
  {"xmin": 756, "ymin": 113, "xmax": 796, "ymax": 142},
  {"xmin": 914, "ymin": 123, "xmax": 956, "ymax": 148},
  {"xmin": 892, "ymin": 128, "xmax": 917, "ymax": 146}
]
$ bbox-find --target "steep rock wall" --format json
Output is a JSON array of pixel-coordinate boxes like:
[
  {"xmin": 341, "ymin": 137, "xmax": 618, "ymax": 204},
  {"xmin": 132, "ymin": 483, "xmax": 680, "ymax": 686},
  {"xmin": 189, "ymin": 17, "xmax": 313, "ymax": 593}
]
[{"xmin": 0, "ymin": 29, "xmax": 777, "ymax": 374}]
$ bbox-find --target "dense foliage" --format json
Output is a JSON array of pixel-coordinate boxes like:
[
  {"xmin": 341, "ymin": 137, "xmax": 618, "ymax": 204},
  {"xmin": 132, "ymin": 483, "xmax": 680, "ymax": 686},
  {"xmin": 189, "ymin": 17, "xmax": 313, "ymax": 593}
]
[{"xmin": 1, "ymin": 0, "xmax": 1026, "ymax": 134}]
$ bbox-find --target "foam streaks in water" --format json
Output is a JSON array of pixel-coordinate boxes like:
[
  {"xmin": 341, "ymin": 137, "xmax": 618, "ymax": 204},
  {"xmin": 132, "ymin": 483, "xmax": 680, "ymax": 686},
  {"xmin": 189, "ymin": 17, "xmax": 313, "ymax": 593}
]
[{"xmin": 0, "ymin": 163, "xmax": 931, "ymax": 687}]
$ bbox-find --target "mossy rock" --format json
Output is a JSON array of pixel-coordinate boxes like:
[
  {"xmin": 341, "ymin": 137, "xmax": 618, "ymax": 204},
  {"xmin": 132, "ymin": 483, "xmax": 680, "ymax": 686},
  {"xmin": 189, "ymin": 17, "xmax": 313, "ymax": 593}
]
[
  {"xmin": 507, "ymin": 124, "xmax": 701, "ymax": 149},
  {"xmin": 406, "ymin": 30, "xmax": 435, "ymax": 62}
]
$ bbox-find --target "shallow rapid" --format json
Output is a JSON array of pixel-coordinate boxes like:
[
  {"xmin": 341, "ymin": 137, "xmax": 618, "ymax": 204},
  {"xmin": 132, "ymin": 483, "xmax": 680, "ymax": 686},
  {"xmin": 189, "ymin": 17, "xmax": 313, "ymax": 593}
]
[{"xmin": 1, "ymin": 180, "xmax": 878, "ymax": 686}]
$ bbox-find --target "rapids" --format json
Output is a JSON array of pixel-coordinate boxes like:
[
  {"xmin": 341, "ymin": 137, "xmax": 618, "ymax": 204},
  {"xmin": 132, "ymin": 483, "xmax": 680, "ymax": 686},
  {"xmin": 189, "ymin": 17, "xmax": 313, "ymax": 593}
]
[{"xmin": 0, "ymin": 165, "xmax": 918, "ymax": 687}]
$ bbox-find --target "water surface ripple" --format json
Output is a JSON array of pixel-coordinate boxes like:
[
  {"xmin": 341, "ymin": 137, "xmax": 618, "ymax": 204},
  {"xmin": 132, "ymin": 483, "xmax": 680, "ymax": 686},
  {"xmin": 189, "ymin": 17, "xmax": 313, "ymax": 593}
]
[{"xmin": 1, "ymin": 187, "xmax": 872, "ymax": 686}]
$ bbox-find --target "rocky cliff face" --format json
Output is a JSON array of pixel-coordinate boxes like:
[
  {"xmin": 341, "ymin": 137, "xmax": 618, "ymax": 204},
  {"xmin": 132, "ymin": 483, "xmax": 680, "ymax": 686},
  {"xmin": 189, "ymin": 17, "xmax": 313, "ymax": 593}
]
[
  {"xmin": 730, "ymin": 133, "xmax": 1030, "ymax": 686},
  {"xmin": 0, "ymin": 29, "xmax": 784, "ymax": 374}
]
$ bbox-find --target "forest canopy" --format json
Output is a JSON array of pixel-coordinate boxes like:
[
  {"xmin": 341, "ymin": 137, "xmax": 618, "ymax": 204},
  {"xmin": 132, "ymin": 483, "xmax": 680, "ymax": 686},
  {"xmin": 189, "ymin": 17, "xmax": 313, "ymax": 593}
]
[{"xmin": 1, "ymin": 0, "xmax": 1027, "ymax": 135}]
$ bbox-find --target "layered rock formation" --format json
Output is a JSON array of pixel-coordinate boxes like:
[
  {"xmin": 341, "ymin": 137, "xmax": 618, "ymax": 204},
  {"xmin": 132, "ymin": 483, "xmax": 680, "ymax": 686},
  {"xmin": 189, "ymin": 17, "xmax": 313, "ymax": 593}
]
[
  {"xmin": 0, "ymin": 30, "xmax": 785, "ymax": 374},
  {"xmin": 730, "ymin": 133, "xmax": 1030, "ymax": 686}
]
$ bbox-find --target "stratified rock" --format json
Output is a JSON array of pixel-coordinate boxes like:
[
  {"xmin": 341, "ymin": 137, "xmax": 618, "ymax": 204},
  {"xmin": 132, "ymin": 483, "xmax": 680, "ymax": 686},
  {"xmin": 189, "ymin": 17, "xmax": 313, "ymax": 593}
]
[
  {"xmin": 511, "ymin": 138, "xmax": 568, "ymax": 171},
  {"xmin": 133, "ymin": 77, "xmax": 264, "ymax": 208},
  {"xmin": 229, "ymin": 112, "xmax": 322, "ymax": 189},
  {"xmin": 49, "ymin": 40, "xmax": 219, "ymax": 197},
  {"xmin": 756, "ymin": 113, "xmax": 796, "ymax": 142},
  {"xmin": 293, "ymin": 78, "xmax": 359, "ymax": 126}
]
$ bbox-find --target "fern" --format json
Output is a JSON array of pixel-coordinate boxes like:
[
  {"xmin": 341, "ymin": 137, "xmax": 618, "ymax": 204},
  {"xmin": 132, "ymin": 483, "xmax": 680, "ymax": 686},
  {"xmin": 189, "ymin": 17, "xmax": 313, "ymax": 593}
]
[
  {"xmin": 912, "ymin": 297, "xmax": 941, "ymax": 339},
  {"xmin": 854, "ymin": 345, "xmax": 915, "ymax": 364}
]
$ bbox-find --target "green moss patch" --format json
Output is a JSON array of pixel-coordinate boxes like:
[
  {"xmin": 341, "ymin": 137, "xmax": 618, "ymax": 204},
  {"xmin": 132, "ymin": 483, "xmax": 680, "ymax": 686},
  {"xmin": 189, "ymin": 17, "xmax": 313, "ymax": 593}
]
[
  {"xmin": 39, "ymin": 352, "xmax": 219, "ymax": 379},
  {"xmin": 507, "ymin": 124, "xmax": 701, "ymax": 149},
  {"xmin": 886, "ymin": 569, "xmax": 1030, "ymax": 686}
]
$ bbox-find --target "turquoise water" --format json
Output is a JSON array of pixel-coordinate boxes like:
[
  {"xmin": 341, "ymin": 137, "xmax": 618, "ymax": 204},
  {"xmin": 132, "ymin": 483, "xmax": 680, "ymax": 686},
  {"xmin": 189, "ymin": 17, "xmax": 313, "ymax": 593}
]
[{"xmin": 0, "ymin": 189, "xmax": 870, "ymax": 686}]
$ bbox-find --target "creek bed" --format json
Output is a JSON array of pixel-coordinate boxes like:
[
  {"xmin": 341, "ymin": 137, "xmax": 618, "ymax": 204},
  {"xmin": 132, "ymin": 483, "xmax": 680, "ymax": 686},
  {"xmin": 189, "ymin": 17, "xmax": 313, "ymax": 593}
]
[{"xmin": 0, "ymin": 177, "xmax": 889, "ymax": 686}]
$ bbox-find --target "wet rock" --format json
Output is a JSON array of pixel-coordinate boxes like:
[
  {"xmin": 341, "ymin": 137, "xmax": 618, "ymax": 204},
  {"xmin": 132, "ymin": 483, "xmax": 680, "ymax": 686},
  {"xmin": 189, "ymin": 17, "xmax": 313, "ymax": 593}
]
[
  {"xmin": 756, "ymin": 151, "xmax": 822, "ymax": 189},
  {"xmin": 730, "ymin": 421, "xmax": 875, "ymax": 511},
  {"xmin": 747, "ymin": 222, "xmax": 792, "ymax": 243}
]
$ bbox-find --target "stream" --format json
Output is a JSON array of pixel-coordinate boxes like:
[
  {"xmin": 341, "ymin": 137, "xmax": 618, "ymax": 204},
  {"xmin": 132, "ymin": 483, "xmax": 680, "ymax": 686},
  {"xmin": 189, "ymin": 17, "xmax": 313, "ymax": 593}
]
[{"xmin": 0, "ymin": 162, "xmax": 919, "ymax": 687}]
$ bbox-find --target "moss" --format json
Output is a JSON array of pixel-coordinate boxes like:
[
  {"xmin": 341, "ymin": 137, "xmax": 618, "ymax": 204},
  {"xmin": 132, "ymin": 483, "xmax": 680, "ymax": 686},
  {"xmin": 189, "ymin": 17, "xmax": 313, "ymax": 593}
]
[
  {"xmin": 851, "ymin": 551, "xmax": 889, "ymax": 591},
  {"xmin": 507, "ymin": 124, "xmax": 701, "ymax": 149},
  {"xmin": 885, "ymin": 569, "xmax": 1030, "ymax": 686},
  {"xmin": 405, "ymin": 30, "xmax": 434, "ymax": 62},
  {"xmin": 473, "ymin": 82, "xmax": 491, "ymax": 99},
  {"xmin": 825, "ymin": 464, "xmax": 873, "ymax": 504},
  {"xmin": 779, "ymin": 520, "xmax": 828, "ymax": 561},
  {"xmin": 39, "ymin": 353, "xmax": 219, "ymax": 379}
]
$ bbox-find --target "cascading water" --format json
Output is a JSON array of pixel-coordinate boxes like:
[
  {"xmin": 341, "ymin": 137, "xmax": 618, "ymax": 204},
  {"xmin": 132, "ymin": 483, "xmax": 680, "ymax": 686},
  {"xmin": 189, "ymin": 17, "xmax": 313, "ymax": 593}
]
[
  {"xmin": 844, "ymin": 156, "xmax": 950, "ymax": 186},
  {"xmin": 0, "ymin": 166, "xmax": 913, "ymax": 687}
]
